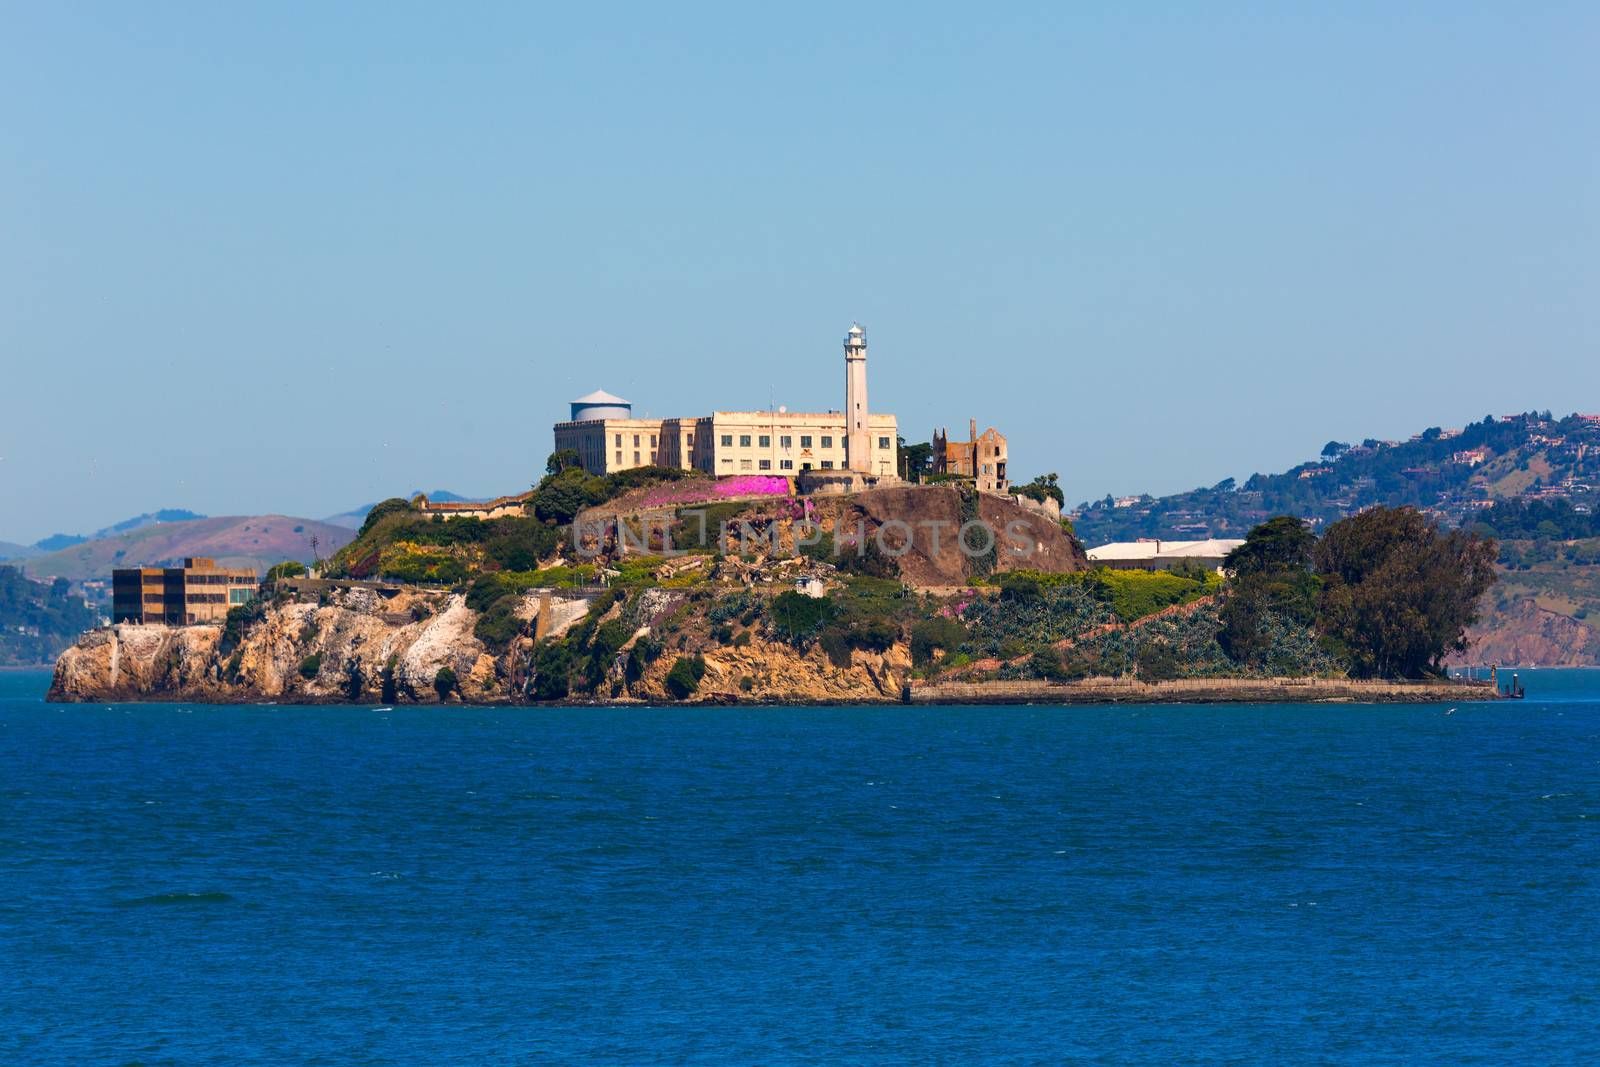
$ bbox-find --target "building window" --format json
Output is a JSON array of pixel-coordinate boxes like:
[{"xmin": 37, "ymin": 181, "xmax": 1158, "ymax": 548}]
[
  {"xmin": 739, "ymin": 434, "xmax": 751, "ymax": 447},
  {"xmin": 758, "ymin": 435, "xmax": 770, "ymax": 447},
  {"xmin": 879, "ymin": 436, "xmax": 890, "ymax": 449},
  {"xmin": 720, "ymin": 434, "xmax": 733, "ymax": 447},
  {"xmin": 800, "ymin": 435, "xmax": 812, "ymax": 448},
  {"xmin": 615, "ymin": 451, "xmax": 622, "ymax": 465},
  {"xmin": 780, "ymin": 435, "xmax": 792, "ymax": 448},
  {"xmin": 758, "ymin": 459, "xmax": 771, "ymax": 470},
  {"xmin": 780, "ymin": 459, "xmax": 793, "ymax": 470},
  {"xmin": 651, "ymin": 452, "xmax": 658, "ymax": 464},
  {"xmin": 721, "ymin": 458, "xmax": 733, "ymax": 466},
  {"xmin": 615, "ymin": 433, "xmax": 622, "ymax": 446},
  {"xmin": 740, "ymin": 459, "xmax": 753, "ymax": 471},
  {"xmin": 687, "ymin": 434, "xmax": 694, "ymax": 447},
  {"xmin": 821, "ymin": 436, "xmax": 832, "ymax": 448},
  {"xmin": 820, "ymin": 460, "xmax": 834, "ymax": 469},
  {"xmin": 650, "ymin": 435, "xmax": 657, "ymax": 447},
  {"xmin": 633, "ymin": 451, "xmax": 641, "ymax": 464},
  {"xmin": 633, "ymin": 434, "xmax": 640, "ymax": 447}
]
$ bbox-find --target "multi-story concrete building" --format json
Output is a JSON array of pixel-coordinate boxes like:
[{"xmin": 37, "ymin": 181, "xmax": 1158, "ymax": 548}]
[
  {"xmin": 553, "ymin": 325, "xmax": 899, "ymax": 480},
  {"xmin": 933, "ymin": 419, "xmax": 1010, "ymax": 494},
  {"xmin": 111, "ymin": 557, "xmax": 258, "ymax": 625}
]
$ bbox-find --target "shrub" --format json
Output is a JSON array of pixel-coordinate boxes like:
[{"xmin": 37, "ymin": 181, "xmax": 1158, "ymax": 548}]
[
  {"xmin": 265, "ymin": 561, "xmax": 307, "ymax": 582},
  {"xmin": 1135, "ymin": 642, "xmax": 1183, "ymax": 681},
  {"xmin": 665, "ymin": 655, "xmax": 706, "ymax": 700},
  {"xmin": 359, "ymin": 497, "xmax": 414, "ymax": 537},
  {"xmin": 819, "ymin": 626, "xmax": 853, "ymax": 667},
  {"xmin": 220, "ymin": 598, "xmax": 265, "ymax": 654},
  {"xmin": 731, "ymin": 630, "xmax": 752, "ymax": 648},
  {"xmin": 769, "ymin": 591, "xmax": 837, "ymax": 645},
  {"xmin": 433, "ymin": 666, "xmax": 457, "ymax": 699},
  {"xmin": 298, "ymin": 653, "xmax": 323, "ymax": 680},
  {"xmin": 532, "ymin": 641, "xmax": 573, "ymax": 701},
  {"xmin": 739, "ymin": 675, "xmax": 754, "ymax": 692},
  {"xmin": 911, "ymin": 617, "xmax": 967, "ymax": 667}
]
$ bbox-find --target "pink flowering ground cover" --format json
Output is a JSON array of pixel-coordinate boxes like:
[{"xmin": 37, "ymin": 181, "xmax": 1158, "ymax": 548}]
[{"xmin": 638, "ymin": 475, "xmax": 791, "ymax": 507}]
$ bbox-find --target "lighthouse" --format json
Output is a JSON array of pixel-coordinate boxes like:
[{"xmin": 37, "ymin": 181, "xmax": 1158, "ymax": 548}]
[{"xmin": 844, "ymin": 323, "xmax": 869, "ymax": 473}]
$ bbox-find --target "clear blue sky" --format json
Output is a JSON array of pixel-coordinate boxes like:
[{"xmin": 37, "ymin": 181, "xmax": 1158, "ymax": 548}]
[{"xmin": 2, "ymin": 3, "xmax": 1596, "ymax": 543}]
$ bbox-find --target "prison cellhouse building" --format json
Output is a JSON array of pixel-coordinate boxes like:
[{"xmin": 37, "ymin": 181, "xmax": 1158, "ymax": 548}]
[{"xmin": 553, "ymin": 324, "xmax": 899, "ymax": 481}]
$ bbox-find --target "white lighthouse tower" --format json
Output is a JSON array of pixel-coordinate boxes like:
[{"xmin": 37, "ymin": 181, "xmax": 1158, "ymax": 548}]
[{"xmin": 844, "ymin": 322, "xmax": 869, "ymax": 473}]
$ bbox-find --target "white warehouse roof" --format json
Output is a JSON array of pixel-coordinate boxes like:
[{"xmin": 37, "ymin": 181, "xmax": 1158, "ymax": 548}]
[{"xmin": 1087, "ymin": 538, "xmax": 1244, "ymax": 562}]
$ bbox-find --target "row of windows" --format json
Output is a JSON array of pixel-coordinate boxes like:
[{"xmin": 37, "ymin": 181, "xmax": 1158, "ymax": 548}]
[
  {"xmin": 614, "ymin": 433, "xmax": 661, "ymax": 448},
  {"xmin": 714, "ymin": 434, "xmax": 893, "ymax": 450},
  {"xmin": 721, "ymin": 459, "xmax": 835, "ymax": 471}
]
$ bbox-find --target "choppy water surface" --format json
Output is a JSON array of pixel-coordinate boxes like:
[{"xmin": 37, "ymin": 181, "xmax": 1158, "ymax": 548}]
[{"xmin": 3, "ymin": 670, "xmax": 1598, "ymax": 1064}]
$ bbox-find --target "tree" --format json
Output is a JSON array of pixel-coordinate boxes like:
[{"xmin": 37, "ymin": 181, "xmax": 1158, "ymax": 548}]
[
  {"xmin": 897, "ymin": 438, "xmax": 933, "ymax": 481},
  {"xmin": 1314, "ymin": 506, "xmax": 1497, "ymax": 678},
  {"xmin": 546, "ymin": 449, "xmax": 583, "ymax": 476},
  {"xmin": 433, "ymin": 666, "xmax": 458, "ymax": 700},
  {"xmin": 1017, "ymin": 473, "xmax": 1065, "ymax": 508},
  {"xmin": 1321, "ymin": 441, "xmax": 1350, "ymax": 460},
  {"xmin": 1218, "ymin": 516, "xmax": 1321, "ymax": 667},
  {"xmin": 359, "ymin": 497, "xmax": 413, "ymax": 537},
  {"xmin": 1224, "ymin": 516, "xmax": 1316, "ymax": 577},
  {"xmin": 265, "ymin": 561, "xmax": 308, "ymax": 583},
  {"xmin": 531, "ymin": 467, "xmax": 608, "ymax": 525}
]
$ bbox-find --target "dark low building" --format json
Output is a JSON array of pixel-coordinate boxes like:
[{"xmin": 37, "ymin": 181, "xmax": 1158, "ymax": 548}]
[{"xmin": 111, "ymin": 557, "xmax": 258, "ymax": 625}]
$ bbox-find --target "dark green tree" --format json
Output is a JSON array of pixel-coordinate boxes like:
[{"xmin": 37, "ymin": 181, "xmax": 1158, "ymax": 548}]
[
  {"xmin": 897, "ymin": 438, "xmax": 934, "ymax": 481},
  {"xmin": 531, "ymin": 467, "xmax": 609, "ymax": 525},
  {"xmin": 546, "ymin": 449, "xmax": 583, "ymax": 476},
  {"xmin": 1314, "ymin": 506, "xmax": 1497, "ymax": 678},
  {"xmin": 1017, "ymin": 473, "xmax": 1065, "ymax": 508},
  {"xmin": 1218, "ymin": 516, "xmax": 1321, "ymax": 666}
]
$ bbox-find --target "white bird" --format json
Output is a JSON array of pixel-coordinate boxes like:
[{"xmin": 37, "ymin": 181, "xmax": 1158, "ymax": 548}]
[{"xmin": 1445, "ymin": 707, "xmax": 1457, "ymax": 716}]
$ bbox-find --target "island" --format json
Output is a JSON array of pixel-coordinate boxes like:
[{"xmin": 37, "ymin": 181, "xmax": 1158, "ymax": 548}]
[{"xmin": 49, "ymin": 463, "xmax": 1504, "ymax": 706}]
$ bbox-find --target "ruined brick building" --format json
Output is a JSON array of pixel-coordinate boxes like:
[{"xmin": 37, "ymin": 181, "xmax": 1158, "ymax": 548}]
[{"xmin": 933, "ymin": 419, "xmax": 1009, "ymax": 494}]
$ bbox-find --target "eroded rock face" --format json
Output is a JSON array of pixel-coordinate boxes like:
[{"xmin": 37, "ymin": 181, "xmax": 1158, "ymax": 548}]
[
  {"xmin": 633, "ymin": 634, "xmax": 910, "ymax": 704},
  {"xmin": 1450, "ymin": 598, "xmax": 1600, "ymax": 667},
  {"xmin": 818, "ymin": 486, "xmax": 1087, "ymax": 587},
  {"xmin": 49, "ymin": 587, "xmax": 491, "ymax": 704}
]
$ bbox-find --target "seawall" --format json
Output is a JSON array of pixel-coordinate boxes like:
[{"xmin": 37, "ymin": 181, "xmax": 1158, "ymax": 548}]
[{"xmin": 907, "ymin": 676, "xmax": 1503, "ymax": 705}]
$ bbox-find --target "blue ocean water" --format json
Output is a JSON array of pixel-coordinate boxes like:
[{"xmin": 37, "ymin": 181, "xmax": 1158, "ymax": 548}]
[{"xmin": 2, "ymin": 670, "xmax": 1598, "ymax": 1065}]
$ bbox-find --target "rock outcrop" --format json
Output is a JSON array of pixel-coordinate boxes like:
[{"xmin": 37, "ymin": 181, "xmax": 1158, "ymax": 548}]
[
  {"xmin": 48, "ymin": 584, "xmax": 912, "ymax": 706},
  {"xmin": 50, "ymin": 587, "xmax": 497, "ymax": 704}
]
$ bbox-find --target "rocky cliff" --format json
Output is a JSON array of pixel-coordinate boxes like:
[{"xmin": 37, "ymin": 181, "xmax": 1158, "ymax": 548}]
[{"xmin": 48, "ymin": 583, "xmax": 910, "ymax": 705}]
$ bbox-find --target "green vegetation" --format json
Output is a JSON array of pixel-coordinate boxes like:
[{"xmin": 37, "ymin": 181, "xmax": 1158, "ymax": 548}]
[
  {"xmin": 1016, "ymin": 472, "xmax": 1064, "ymax": 508},
  {"xmin": 1315, "ymin": 507, "xmax": 1497, "ymax": 678},
  {"xmin": 1217, "ymin": 517, "xmax": 1321, "ymax": 667},
  {"xmin": 769, "ymin": 590, "xmax": 836, "ymax": 645},
  {"xmin": 433, "ymin": 666, "xmax": 457, "ymax": 699},
  {"xmin": 298, "ymin": 653, "xmax": 323, "ymax": 679},
  {"xmin": 665, "ymin": 654, "xmax": 706, "ymax": 699},
  {"xmin": 0, "ymin": 567, "xmax": 98, "ymax": 665},
  {"xmin": 264, "ymin": 561, "xmax": 308, "ymax": 582}
]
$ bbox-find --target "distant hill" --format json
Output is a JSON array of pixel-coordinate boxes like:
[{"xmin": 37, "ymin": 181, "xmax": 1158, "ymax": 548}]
[
  {"xmin": 25, "ymin": 509, "xmax": 210, "ymax": 555},
  {"xmin": 323, "ymin": 490, "xmax": 485, "ymax": 529},
  {"xmin": 0, "ymin": 565, "xmax": 98, "ymax": 665},
  {"xmin": 1072, "ymin": 410, "xmax": 1599, "ymax": 545},
  {"xmin": 1066, "ymin": 409, "xmax": 1600, "ymax": 666},
  {"xmin": 0, "ymin": 541, "xmax": 38, "ymax": 562},
  {"xmin": 20, "ymin": 515, "xmax": 356, "ymax": 582}
]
